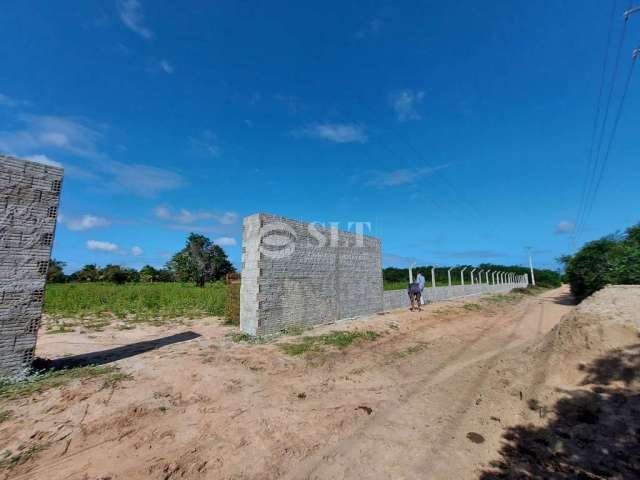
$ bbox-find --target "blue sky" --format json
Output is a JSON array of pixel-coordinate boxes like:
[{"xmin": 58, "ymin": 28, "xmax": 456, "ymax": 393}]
[{"xmin": 1, "ymin": 0, "xmax": 639, "ymax": 273}]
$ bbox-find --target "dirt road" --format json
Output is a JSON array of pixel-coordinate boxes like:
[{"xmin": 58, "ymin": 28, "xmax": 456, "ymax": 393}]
[{"xmin": 2, "ymin": 287, "xmax": 575, "ymax": 479}]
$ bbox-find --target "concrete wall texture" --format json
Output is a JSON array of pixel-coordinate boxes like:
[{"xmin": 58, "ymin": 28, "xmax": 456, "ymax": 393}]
[
  {"xmin": 240, "ymin": 214, "xmax": 530, "ymax": 336},
  {"xmin": 1, "ymin": 155, "xmax": 63, "ymax": 377},
  {"xmin": 240, "ymin": 213, "xmax": 383, "ymax": 335},
  {"xmin": 382, "ymin": 280, "xmax": 528, "ymax": 311}
]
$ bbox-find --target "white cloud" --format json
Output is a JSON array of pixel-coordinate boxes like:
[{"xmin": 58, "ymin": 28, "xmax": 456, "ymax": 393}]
[
  {"xmin": 60, "ymin": 214, "xmax": 110, "ymax": 231},
  {"xmin": 189, "ymin": 130, "xmax": 220, "ymax": 158},
  {"xmin": 295, "ymin": 123, "xmax": 367, "ymax": 144},
  {"xmin": 118, "ymin": 0, "xmax": 153, "ymax": 40},
  {"xmin": 363, "ymin": 164, "xmax": 449, "ymax": 188},
  {"xmin": 102, "ymin": 160, "xmax": 185, "ymax": 197},
  {"xmin": 131, "ymin": 246, "xmax": 144, "ymax": 256},
  {"xmin": 159, "ymin": 60, "xmax": 174, "ymax": 74},
  {"xmin": 154, "ymin": 206, "xmax": 238, "ymax": 225},
  {"xmin": 214, "ymin": 237, "xmax": 236, "ymax": 246},
  {"xmin": 555, "ymin": 221, "xmax": 575, "ymax": 235},
  {"xmin": 217, "ymin": 212, "xmax": 238, "ymax": 225},
  {"xmin": 390, "ymin": 90, "xmax": 425, "ymax": 122},
  {"xmin": 86, "ymin": 240, "xmax": 119, "ymax": 252},
  {"xmin": 0, "ymin": 93, "xmax": 19, "ymax": 107},
  {"xmin": 0, "ymin": 114, "xmax": 102, "ymax": 158},
  {"xmin": 153, "ymin": 206, "xmax": 171, "ymax": 220},
  {"xmin": 25, "ymin": 154, "xmax": 62, "ymax": 168},
  {"xmin": 1, "ymin": 114, "xmax": 185, "ymax": 197}
]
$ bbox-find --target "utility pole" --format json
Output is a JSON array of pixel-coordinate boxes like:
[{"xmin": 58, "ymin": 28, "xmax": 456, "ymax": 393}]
[{"xmin": 526, "ymin": 247, "xmax": 536, "ymax": 286}]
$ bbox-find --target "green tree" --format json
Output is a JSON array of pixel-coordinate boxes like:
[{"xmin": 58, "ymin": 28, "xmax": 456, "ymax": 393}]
[
  {"xmin": 561, "ymin": 222, "xmax": 640, "ymax": 299},
  {"xmin": 156, "ymin": 268, "xmax": 176, "ymax": 282},
  {"xmin": 168, "ymin": 233, "xmax": 235, "ymax": 287},
  {"xmin": 71, "ymin": 264, "xmax": 100, "ymax": 282},
  {"xmin": 47, "ymin": 259, "xmax": 67, "ymax": 283},
  {"xmin": 139, "ymin": 265, "xmax": 159, "ymax": 282},
  {"xmin": 100, "ymin": 264, "xmax": 129, "ymax": 284}
]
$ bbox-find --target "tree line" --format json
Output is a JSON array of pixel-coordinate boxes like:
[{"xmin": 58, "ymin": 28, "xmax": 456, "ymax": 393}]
[
  {"xmin": 48, "ymin": 233, "xmax": 235, "ymax": 287},
  {"xmin": 383, "ymin": 263, "xmax": 562, "ymax": 288},
  {"xmin": 560, "ymin": 222, "xmax": 640, "ymax": 299}
]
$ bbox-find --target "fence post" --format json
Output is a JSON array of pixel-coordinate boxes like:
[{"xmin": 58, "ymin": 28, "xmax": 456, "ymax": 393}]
[
  {"xmin": 471, "ymin": 268, "xmax": 476, "ymax": 285},
  {"xmin": 461, "ymin": 267, "xmax": 467, "ymax": 286},
  {"xmin": 447, "ymin": 268, "xmax": 453, "ymax": 287},
  {"xmin": 431, "ymin": 266, "xmax": 436, "ymax": 289}
]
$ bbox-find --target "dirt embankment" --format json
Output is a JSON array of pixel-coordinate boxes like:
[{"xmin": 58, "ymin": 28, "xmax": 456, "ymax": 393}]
[
  {"xmin": 478, "ymin": 285, "xmax": 640, "ymax": 478},
  {"xmin": 0, "ymin": 286, "xmax": 638, "ymax": 479}
]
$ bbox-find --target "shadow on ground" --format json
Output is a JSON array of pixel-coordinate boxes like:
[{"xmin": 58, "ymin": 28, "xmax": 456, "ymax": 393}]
[
  {"xmin": 480, "ymin": 344, "xmax": 640, "ymax": 479},
  {"xmin": 35, "ymin": 331, "xmax": 201, "ymax": 369},
  {"xmin": 549, "ymin": 290, "xmax": 578, "ymax": 306}
]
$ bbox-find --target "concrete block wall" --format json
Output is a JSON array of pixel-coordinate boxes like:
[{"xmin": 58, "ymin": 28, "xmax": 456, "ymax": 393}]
[
  {"xmin": 240, "ymin": 213, "xmax": 383, "ymax": 336},
  {"xmin": 382, "ymin": 279, "xmax": 528, "ymax": 311},
  {"xmin": 1, "ymin": 155, "xmax": 63, "ymax": 377}
]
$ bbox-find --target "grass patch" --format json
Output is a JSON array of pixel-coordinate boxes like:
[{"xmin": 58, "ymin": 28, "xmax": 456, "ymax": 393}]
[
  {"xmin": 463, "ymin": 302, "xmax": 482, "ymax": 311},
  {"xmin": 224, "ymin": 283, "xmax": 240, "ymax": 326},
  {"xmin": 386, "ymin": 342, "xmax": 429, "ymax": 360},
  {"xmin": 484, "ymin": 293, "xmax": 521, "ymax": 304},
  {"xmin": 280, "ymin": 330, "xmax": 380, "ymax": 356},
  {"xmin": 227, "ymin": 332, "xmax": 267, "ymax": 344},
  {"xmin": 44, "ymin": 282, "xmax": 227, "ymax": 323},
  {"xmin": 0, "ymin": 365, "xmax": 129, "ymax": 401},
  {"xmin": 0, "ymin": 410, "xmax": 11, "ymax": 424},
  {"xmin": 280, "ymin": 324, "xmax": 306, "ymax": 336},
  {"xmin": 384, "ymin": 281, "xmax": 408, "ymax": 291},
  {"xmin": 483, "ymin": 290, "xmax": 529, "ymax": 304},
  {"xmin": 0, "ymin": 442, "xmax": 47, "ymax": 469}
]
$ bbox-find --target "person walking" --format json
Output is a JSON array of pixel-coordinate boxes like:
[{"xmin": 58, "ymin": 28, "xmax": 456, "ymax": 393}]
[
  {"xmin": 408, "ymin": 282, "xmax": 422, "ymax": 311},
  {"xmin": 416, "ymin": 272, "xmax": 426, "ymax": 305}
]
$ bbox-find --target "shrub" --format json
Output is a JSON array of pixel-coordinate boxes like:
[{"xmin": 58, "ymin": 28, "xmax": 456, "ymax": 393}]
[{"xmin": 561, "ymin": 223, "xmax": 640, "ymax": 299}]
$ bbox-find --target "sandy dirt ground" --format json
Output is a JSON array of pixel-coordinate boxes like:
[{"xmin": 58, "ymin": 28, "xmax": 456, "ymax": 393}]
[{"xmin": 1, "ymin": 286, "xmax": 636, "ymax": 479}]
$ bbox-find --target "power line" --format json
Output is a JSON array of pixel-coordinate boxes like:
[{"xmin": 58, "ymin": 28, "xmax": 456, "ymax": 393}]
[
  {"xmin": 577, "ymin": 4, "xmax": 640, "ymax": 240},
  {"xmin": 576, "ymin": 9, "xmax": 629, "ymax": 240},
  {"xmin": 574, "ymin": 0, "xmax": 618, "ymax": 244},
  {"xmin": 582, "ymin": 50, "xmax": 638, "ymax": 228}
]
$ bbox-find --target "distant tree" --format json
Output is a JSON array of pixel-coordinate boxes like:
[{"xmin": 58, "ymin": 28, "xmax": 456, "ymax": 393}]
[
  {"xmin": 562, "ymin": 222, "xmax": 640, "ymax": 299},
  {"xmin": 156, "ymin": 268, "xmax": 176, "ymax": 282},
  {"xmin": 139, "ymin": 265, "xmax": 159, "ymax": 282},
  {"xmin": 168, "ymin": 233, "xmax": 235, "ymax": 287},
  {"xmin": 100, "ymin": 264, "xmax": 129, "ymax": 285},
  {"xmin": 70, "ymin": 264, "xmax": 100, "ymax": 282},
  {"xmin": 47, "ymin": 259, "xmax": 67, "ymax": 283}
]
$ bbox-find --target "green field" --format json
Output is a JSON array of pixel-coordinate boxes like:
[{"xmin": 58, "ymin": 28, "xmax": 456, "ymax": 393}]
[{"xmin": 44, "ymin": 282, "xmax": 227, "ymax": 321}]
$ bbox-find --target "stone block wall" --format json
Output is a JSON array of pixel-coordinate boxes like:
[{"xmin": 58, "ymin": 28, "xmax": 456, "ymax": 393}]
[
  {"xmin": 382, "ymin": 279, "xmax": 528, "ymax": 311},
  {"xmin": 1, "ymin": 155, "xmax": 63, "ymax": 377},
  {"xmin": 240, "ymin": 213, "xmax": 383, "ymax": 335}
]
